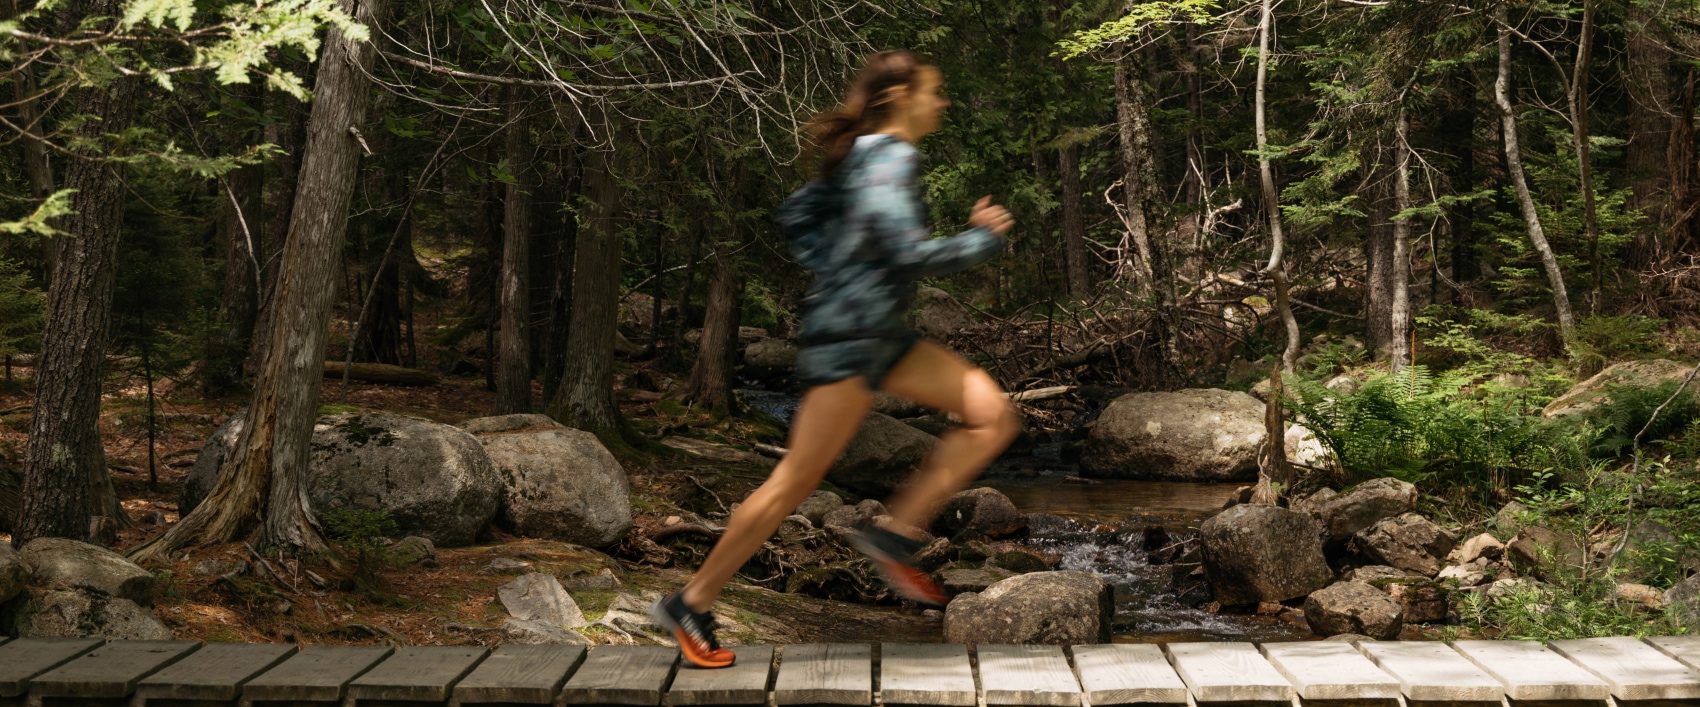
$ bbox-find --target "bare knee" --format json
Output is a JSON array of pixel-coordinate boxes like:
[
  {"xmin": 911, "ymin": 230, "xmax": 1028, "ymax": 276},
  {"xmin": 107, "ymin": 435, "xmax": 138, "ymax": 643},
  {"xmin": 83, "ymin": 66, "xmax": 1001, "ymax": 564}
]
[{"xmin": 961, "ymin": 396, "xmax": 1021, "ymax": 448}]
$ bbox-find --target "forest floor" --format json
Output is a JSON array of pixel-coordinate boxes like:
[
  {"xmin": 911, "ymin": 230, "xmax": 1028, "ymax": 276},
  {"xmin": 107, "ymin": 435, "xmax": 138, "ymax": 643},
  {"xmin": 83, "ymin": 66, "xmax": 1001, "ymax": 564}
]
[{"xmin": 0, "ymin": 364, "xmax": 938, "ymax": 646}]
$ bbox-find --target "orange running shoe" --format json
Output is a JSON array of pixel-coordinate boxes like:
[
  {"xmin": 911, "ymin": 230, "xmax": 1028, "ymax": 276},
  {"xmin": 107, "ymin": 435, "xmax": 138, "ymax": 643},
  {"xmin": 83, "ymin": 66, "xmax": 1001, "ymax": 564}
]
[
  {"xmin": 849, "ymin": 522, "xmax": 948, "ymax": 607},
  {"xmin": 650, "ymin": 591, "xmax": 736, "ymax": 668}
]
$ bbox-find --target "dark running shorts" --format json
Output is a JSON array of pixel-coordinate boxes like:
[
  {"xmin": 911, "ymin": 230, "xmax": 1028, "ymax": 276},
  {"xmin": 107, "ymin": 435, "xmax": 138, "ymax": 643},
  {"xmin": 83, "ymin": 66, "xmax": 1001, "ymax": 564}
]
[{"xmin": 795, "ymin": 332, "xmax": 922, "ymax": 390}]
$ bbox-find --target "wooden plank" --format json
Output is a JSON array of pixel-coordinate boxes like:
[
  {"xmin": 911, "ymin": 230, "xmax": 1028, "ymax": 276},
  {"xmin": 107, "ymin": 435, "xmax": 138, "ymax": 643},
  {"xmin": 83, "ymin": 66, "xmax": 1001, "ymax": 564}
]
[
  {"xmin": 878, "ymin": 644, "xmax": 975, "ymax": 707},
  {"xmin": 244, "ymin": 646, "xmax": 394, "ymax": 703},
  {"xmin": 349, "ymin": 646, "xmax": 487, "ymax": 703},
  {"xmin": 452, "ymin": 644, "xmax": 584, "ymax": 706},
  {"xmin": 1258, "ymin": 642, "xmax": 1398, "ymax": 701},
  {"xmin": 136, "ymin": 643, "xmax": 296, "ymax": 702},
  {"xmin": 1070, "ymin": 645, "xmax": 1187, "ymax": 706},
  {"xmin": 1357, "ymin": 640, "xmax": 1503, "ymax": 702},
  {"xmin": 1548, "ymin": 636, "xmax": 1700, "ymax": 701},
  {"xmin": 1163, "ymin": 642, "xmax": 1292, "ymax": 703},
  {"xmin": 1646, "ymin": 635, "xmax": 1700, "ymax": 672},
  {"xmin": 557, "ymin": 646, "xmax": 678, "ymax": 706},
  {"xmin": 772, "ymin": 644, "xmax": 870, "ymax": 706},
  {"xmin": 1449, "ymin": 640, "xmax": 1609, "ymax": 701},
  {"xmin": 0, "ymin": 639, "xmax": 104, "ymax": 698},
  {"xmin": 30, "ymin": 641, "xmax": 201, "ymax": 699},
  {"xmin": 976, "ymin": 645, "xmax": 1080, "ymax": 707},
  {"xmin": 668, "ymin": 646, "xmax": 773, "ymax": 706}
]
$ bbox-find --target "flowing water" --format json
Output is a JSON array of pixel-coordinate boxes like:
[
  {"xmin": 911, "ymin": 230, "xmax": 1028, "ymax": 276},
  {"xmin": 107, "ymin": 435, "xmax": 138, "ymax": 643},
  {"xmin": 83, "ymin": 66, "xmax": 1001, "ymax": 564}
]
[{"xmin": 737, "ymin": 389, "xmax": 1315, "ymax": 643}]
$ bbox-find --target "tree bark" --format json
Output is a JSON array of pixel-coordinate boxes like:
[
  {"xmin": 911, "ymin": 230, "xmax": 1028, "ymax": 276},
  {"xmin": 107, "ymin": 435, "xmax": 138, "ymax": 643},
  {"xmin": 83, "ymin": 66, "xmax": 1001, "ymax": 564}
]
[
  {"xmin": 1390, "ymin": 111, "xmax": 1413, "ymax": 372},
  {"xmin": 546, "ymin": 131, "xmax": 631, "ymax": 445},
  {"xmin": 540, "ymin": 150, "xmax": 579, "ymax": 404},
  {"xmin": 1570, "ymin": 0, "xmax": 1601, "ymax": 309},
  {"xmin": 1112, "ymin": 53, "xmax": 1157, "ymax": 291},
  {"xmin": 1254, "ymin": 0, "xmax": 1299, "ymax": 374},
  {"xmin": 129, "ymin": 0, "xmax": 383, "ymax": 561},
  {"xmin": 495, "ymin": 84, "xmax": 532, "ymax": 414},
  {"xmin": 1495, "ymin": 2, "xmax": 1576, "ymax": 341},
  {"xmin": 1059, "ymin": 144, "xmax": 1090, "ymax": 301},
  {"xmin": 1365, "ymin": 160, "xmax": 1395, "ymax": 358},
  {"xmin": 675, "ymin": 248, "xmax": 742, "ymax": 417},
  {"xmin": 254, "ymin": 61, "xmax": 312, "ymax": 365},
  {"xmin": 1625, "ymin": 1, "xmax": 1671, "ymax": 265}
]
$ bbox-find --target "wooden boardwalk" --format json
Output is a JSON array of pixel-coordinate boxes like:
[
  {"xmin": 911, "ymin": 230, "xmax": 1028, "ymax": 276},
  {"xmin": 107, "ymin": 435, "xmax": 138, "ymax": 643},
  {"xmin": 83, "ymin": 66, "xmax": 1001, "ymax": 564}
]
[{"xmin": 3, "ymin": 635, "xmax": 1700, "ymax": 706}]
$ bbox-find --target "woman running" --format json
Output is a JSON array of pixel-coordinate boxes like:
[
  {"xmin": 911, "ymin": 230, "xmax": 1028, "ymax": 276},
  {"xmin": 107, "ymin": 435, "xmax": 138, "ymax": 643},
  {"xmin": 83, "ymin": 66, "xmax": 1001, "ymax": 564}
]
[{"xmin": 651, "ymin": 50, "xmax": 1020, "ymax": 669}]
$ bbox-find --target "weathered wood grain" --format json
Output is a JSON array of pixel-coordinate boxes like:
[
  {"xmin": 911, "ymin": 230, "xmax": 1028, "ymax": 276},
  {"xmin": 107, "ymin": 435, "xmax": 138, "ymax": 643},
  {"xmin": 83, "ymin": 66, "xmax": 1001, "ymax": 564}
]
[
  {"xmin": 243, "ymin": 646, "xmax": 394, "ymax": 703},
  {"xmin": 1068, "ymin": 645, "xmax": 1186, "ymax": 706},
  {"xmin": 976, "ymin": 645, "xmax": 1080, "ymax": 707},
  {"xmin": 1548, "ymin": 636, "xmax": 1700, "ymax": 701},
  {"xmin": 668, "ymin": 646, "xmax": 773, "ymax": 705},
  {"xmin": 1259, "ymin": 641, "xmax": 1399, "ymax": 700},
  {"xmin": 451, "ymin": 645, "xmax": 584, "ymax": 706},
  {"xmin": 1646, "ymin": 635, "xmax": 1700, "ymax": 672},
  {"xmin": 773, "ymin": 644, "xmax": 870, "ymax": 706},
  {"xmin": 136, "ymin": 643, "xmax": 296, "ymax": 702},
  {"xmin": 1449, "ymin": 640, "xmax": 1609, "ymax": 701},
  {"xmin": 556, "ymin": 646, "xmax": 678, "ymax": 706},
  {"xmin": 877, "ymin": 644, "xmax": 975, "ymax": 707},
  {"xmin": 0, "ymin": 638, "xmax": 103, "ymax": 698},
  {"xmin": 349, "ymin": 646, "xmax": 488, "ymax": 703},
  {"xmin": 1163, "ymin": 642, "xmax": 1292, "ymax": 703},
  {"xmin": 29, "ymin": 640, "xmax": 201, "ymax": 699},
  {"xmin": 1357, "ymin": 639, "xmax": 1503, "ymax": 702}
]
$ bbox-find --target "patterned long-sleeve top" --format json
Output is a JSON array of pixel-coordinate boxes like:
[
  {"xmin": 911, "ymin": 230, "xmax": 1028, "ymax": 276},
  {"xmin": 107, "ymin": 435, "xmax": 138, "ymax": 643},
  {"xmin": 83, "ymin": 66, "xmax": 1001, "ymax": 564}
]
[{"xmin": 777, "ymin": 133, "xmax": 1004, "ymax": 346}]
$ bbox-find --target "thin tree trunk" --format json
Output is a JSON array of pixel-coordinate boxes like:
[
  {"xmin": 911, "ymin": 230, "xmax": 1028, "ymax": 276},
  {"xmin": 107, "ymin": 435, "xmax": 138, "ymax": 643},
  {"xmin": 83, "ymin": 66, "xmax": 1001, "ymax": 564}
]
[
  {"xmin": 1059, "ymin": 144, "xmax": 1090, "ymax": 301},
  {"xmin": 143, "ymin": 337, "xmax": 157, "ymax": 491},
  {"xmin": 1570, "ymin": 0, "xmax": 1601, "ymax": 309},
  {"xmin": 1181, "ymin": 21, "xmax": 1205, "ymax": 264},
  {"xmin": 1255, "ymin": 0, "xmax": 1298, "ymax": 374},
  {"xmin": 495, "ymin": 85, "xmax": 532, "ymax": 414},
  {"xmin": 546, "ymin": 134, "xmax": 631, "ymax": 445},
  {"xmin": 1365, "ymin": 161, "xmax": 1395, "ymax": 358},
  {"xmin": 129, "ymin": 0, "xmax": 383, "ymax": 561},
  {"xmin": 1390, "ymin": 111, "xmax": 1413, "ymax": 371},
  {"xmin": 676, "ymin": 248, "xmax": 742, "ymax": 417},
  {"xmin": 1625, "ymin": 1, "xmax": 1671, "ymax": 265},
  {"xmin": 15, "ymin": 0, "xmax": 139, "ymax": 547},
  {"xmin": 540, "ymin": 152, "xmax": 579, "ymax": 404},
  {"xmin": 1495, "ymin": 2, "xmax": 1576, "ymax": 341},
  {"xmin": 254, "ymin": 62, "xmax": 312, "ymax": 365},
  {"xmin": 1112, "ymin": 53, "xmax": 1156, "ymax": 291}
]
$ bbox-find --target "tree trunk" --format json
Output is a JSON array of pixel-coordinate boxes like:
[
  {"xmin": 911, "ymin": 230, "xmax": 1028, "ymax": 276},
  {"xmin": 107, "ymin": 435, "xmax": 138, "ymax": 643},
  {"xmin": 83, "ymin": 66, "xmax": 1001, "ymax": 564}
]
[
  {"xmin": 14, "ymin": 0, "xmax": 139, "ymax": 547},
  {"xmin": 676, "ymin": 248, "xmax": 742, "ymax": 418},
  {"xmin": 254, "ymin": 61, "xmax": 312, "ymax": 365},
  {"xmin": 1180, "ymin": 21, "xmax": 1205, "ymax": 272},
  {"xmin": 209, "ymin": 83, "xmax": 265, "ymax": 393},
  {"xmin": 1059, "ymin": 144, "xmax": 1090, "ymax": 301},
  {"xmin": 1626, "ymin": 1, "xmax": 1671, "ymax": 265},
  {"xmin": 1253, "ymin": 0, "xmax": 1298, "ymax": 374},
  {"xmin": 1390, "ymin": 111, "xmax": 1413, "ymax": 371},
  {"xmin": 1365, "ymin": 161, "xmax": 1395, "ymax": 358},
  {"xmin": 1495, "ymin": 2, "xmax": 1576, "ymax": 341},
  {"xmin": 1571, "ymin": 0, "xmax": 1601, "ymax": 309},
  {"xmin": 1112, "ymin": 53, "xmax": 1157, "ymax": 291},
  {"xmin": 540, "ymin": 151, "xmax": 579, "ymax": 404},
  {"xmin": 1442, "ymin": 74, "xmax": 1480, "ymax": 292},
  {"xmin": 495, "ymin": 85, "xmax": 532, "ymax": 414},
  {"xmin": 546, "ymin": 134, "xmax": 631, "ymax": 446},
  {"xmin": 128, "ymin": 0, "xmax": 383, "ymax": 561}
]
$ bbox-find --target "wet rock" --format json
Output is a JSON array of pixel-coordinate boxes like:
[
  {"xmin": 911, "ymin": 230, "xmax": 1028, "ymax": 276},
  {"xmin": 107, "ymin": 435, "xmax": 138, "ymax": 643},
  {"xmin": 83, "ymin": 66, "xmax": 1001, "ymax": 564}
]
[
  {"xmin": 1663, "ymin": 574, "xmax": 1700, "ymax": 622},
  {"xmin": 20, "ymin": 538, "xmax": 155, "ymax": 605},
  {"xmin": 913, "ymin": 539, "xmax": 954, "ymax": 572},
  {"xmin": 943, "ymin": 571, "xmax": 1112, "ymax": 645},
  {"xmin": 1315, "ymin": 478, "xmax": 1417, "ymax": 544},
  {"xmin": 1303, "ymin": 581, "xmax": 1403, "ymax": 640},
  {"xmin": 0, "ymin": 543, "xmax": 21, "ymax": 605},
  {"xmin": 988, "ymin": 550, "xmax": 1049, "ymax": 574},
  {"xmin": 1380, "ymin": 578, "xmax": 1449, "ymax": 623},
  {"xmin": 1543, "ymin": 359, "xmax": 1696, "ymax": 418},
  {"xmin": 931, "ymin": 488, "xmax": 1027, "ymax": 541},
  {"xmin": 2, "ymin": 588, "xmax": 173, "ymax": 639},
  {"xmin": 1081, "ymin": 389, "xmax": 1265, "ymax": 481},
  {"xmin": 1343, "ymin": 566, "xmax": 1409, "ymax": 583},
  {"xmin": 466, "ymin": 417, "xmax": 632, "ymax": 547},
  {"xmin": 497, "ymin": 573, "xmax": 586, "ymax": 628},
  {"xmin": 502, "ymin": 618, "xmax": 592, "ymax": 645},
  {"xmin": 1200, "ymin": 504, "xmax": 1333, "ymax": 605},
  {"xmin": 386, "ymin": 537, "xmax": 436, "ymax": 567},
  {"xmin": 561, "ymin": 569, "xmax": 622, "ymax": 592},
  {"xmin": 795, "ymin": 491, "xmax": 844, "ymax": 527},
  {"xmin": 480, "ymin": 558, "xmax": 533, "ymax": 575},
  {"xmin": 826, "ymin": 413, "xmax": 938, "ymax": 496},
  {"xmin": 913, "ymin": 286, "xmax": 973, "ymax": 338},
  {"xmin": 1616, "ymin": 582, "xmax": 1664, "ymax": 609},
  {"xmin": 1437, "ymin": 564, "xmax": 1488, "ymax": 587},
  {"xmin": 1506, "ymin": 526, "xmax": 1583, "ymax": 580},
  {"xmin": 822, "ymin": 499, "xmax": 887, "ymax": 531},
  {"xmin": 1353, "ymin": 513, "xmax": 1457, "ymax": 577},
  {"xmin": 458, "ymin": 414, "xmax": 560, "ymax": 435},
  {"xmin": 1457, "ymin": 533, "xmax": 1505, "ymax": 563},
  {"xmin": 1141, "ymin": 526, "xmax": 1181, "ymax": 565},
  {"xmin": 936, "ymin": 567, "xmax": 1015, "ymax": 597},
  {"xmin": 743, "ymin": 338, "xmax": 798, "ymax": 383}
]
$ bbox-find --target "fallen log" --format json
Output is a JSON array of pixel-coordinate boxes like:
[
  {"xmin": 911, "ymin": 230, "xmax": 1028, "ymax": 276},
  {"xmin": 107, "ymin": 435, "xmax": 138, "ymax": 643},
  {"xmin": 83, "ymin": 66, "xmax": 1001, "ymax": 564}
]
[
  {"xmin": 1009, "ymin": 385, "xmax": 1075, "ymax": 403},
  {"xmin": 322, "ymin": 361, "xmax": 439, "ymax": 387}
]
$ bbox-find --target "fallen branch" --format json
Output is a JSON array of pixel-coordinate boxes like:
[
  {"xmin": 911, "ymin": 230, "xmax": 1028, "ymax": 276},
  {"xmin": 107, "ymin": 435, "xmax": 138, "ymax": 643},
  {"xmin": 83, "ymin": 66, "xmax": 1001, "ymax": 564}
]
[
  {"xmin": 648, "ymin": 523, "xmax": 724, "ymax": 543},
  {"xmin": 1009, "ymin": 385, "xmax": 1075, "ymax": 402},
  {"xmin": 322, "ymin": 361, "xmax": 439, "ymax": 387}
]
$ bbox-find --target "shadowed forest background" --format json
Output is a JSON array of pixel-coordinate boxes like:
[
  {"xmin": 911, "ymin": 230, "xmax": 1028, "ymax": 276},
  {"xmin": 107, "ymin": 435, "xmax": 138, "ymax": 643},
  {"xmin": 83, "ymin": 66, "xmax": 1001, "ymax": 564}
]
[{"xmin": 2, "ymin": 0, "xmax": 1700, "ymax": 645}]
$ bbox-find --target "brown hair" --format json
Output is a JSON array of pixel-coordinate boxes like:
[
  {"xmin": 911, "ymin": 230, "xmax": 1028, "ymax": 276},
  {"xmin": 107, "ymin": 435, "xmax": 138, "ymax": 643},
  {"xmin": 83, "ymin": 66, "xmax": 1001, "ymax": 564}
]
[{"xmin": 807, "ymin": 50, "xmax": 928, "ymax": 177}]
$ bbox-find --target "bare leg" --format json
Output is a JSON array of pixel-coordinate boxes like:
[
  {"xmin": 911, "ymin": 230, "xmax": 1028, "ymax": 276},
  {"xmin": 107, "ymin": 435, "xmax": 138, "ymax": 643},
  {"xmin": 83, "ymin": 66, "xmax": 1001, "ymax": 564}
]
[
  {"xmin": 679, "ymin": 376, "xmax": 873, "ymax": 612},
  {"xmin": 877, "ymin": 340, "xmax": 1021, "ymax": 534}
]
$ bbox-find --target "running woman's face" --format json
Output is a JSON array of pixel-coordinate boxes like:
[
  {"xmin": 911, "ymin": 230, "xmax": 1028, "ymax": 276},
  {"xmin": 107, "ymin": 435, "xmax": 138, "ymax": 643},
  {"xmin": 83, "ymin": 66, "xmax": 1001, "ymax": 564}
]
[{"xmin": 890, "ymin": 66, "xmax": 949, "ymax": 141}]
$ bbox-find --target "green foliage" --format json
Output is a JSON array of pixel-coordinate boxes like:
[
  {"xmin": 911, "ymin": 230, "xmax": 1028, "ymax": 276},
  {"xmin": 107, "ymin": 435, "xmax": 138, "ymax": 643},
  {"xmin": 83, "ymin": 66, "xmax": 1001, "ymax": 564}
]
[
  {"xmin": 1571, "ymin": 315, "xmax": 1668, "ymax": 374},
  {"xmin": 1054, "ymin": 0, "xmax": 1219, "ymax": 59},
  {"xmin": 321, "ymin": 507, "xmax": 400, "ymax": 548},
  {"xmin": 1587, "ymin": 380, "xmax": 1700, "ymax": 457},
  {"xmin": 0, "ymin": 259, "xmax": 43, "ymax": 363}
]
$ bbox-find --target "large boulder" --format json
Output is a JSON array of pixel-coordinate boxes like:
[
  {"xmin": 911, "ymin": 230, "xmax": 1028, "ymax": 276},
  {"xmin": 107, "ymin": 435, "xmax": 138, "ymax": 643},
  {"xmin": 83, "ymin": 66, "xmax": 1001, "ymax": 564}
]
[
  {"xmin": 459, "ymin": 414, "xmax": 559, "ymax": 435},
  {"xmin": 913, "ymin": 286, "xmax": 973, "ymax": 338},
  {"xmin": 20, "ymin": 538, "xmax": 154, "ymax": 605},
  {"xmin": 0, "ymin": 543, "xmax": 22, "ymax": 605},
  {"xmin": 1312, "ymin": 478, "xmax": 1417, "ymax": 544},
  {"xmin": 1200, "ymin": 504, "xmax": 1333, "ymax": 605},
  {"xmin": 1507, "ymin": 526, "xmax": 1583, "ymax": 580},
  {"xmin": 1543, "ymin": 359, "xmax": 1695, "ymax": 418},
  {"xmin": 742, "ymin": 338, "xmax": 798, "ymax": 383},
  {"xmin": 930, "ymin": 488, "xmax": 1027, "ymax": 542},
  {"xmin": 2, "ymin": 589, "xmax": 172, "ymax": 640},
  {"xmin": 1663, "ymin": 574, "xmax": 1700, "ymax": 625},
  {"xmin": 185, "ymin": 412, "xmax": 502, "ymax": 547},
  {"xmin": 1081, "ymin": 389, "xmax": 1265, "ymax": 481},
  {"xmin": 942, "ymin": 571, "xmax": 1112, "ymax": 645},
  {"xmin": 826, "ymin": 413, "xmax": 938, "ymax": 496},
  {"xmin": 1304, "ymin": 581, "xmax": 1403, "ymax": 640},
  {"xmin": 462, "ymin": 415, "xmax": 632, "ymax": 547},
  {"xmin": 1353, "ymin": 513, "xmax": 1457, "ymax": 577}
]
